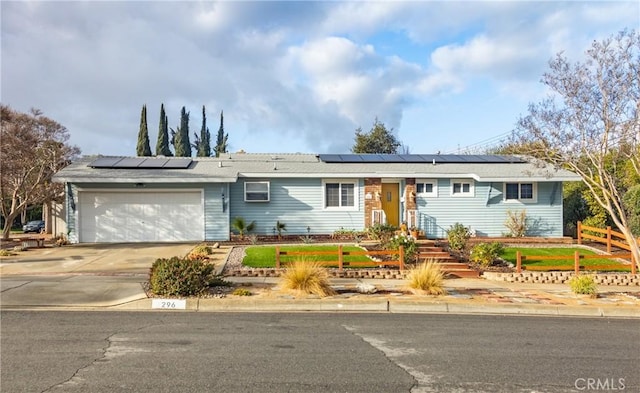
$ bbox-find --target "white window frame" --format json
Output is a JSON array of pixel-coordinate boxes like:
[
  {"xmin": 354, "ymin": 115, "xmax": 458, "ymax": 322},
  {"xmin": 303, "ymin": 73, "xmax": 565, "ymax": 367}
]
[
  {"xmin": 244, "ymin": 181, "xmax": 270, "ymax": 202},
  {"xmin": 451, "ymin": 179, "xmax": 474, "ymax": 197},
  {"xmin": 415, "ymin": 179, "xmax": 438, "ymax": 197},
  {"xmin": 503, "ymin": 182, "xmax": 537, "ymax": 203},
  {"xmin": 322, "ymin": 179, "xmax": 358, "ymax": 211}
]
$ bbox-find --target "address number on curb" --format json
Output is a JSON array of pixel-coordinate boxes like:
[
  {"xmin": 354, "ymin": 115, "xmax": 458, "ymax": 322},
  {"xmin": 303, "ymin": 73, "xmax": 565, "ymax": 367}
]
[{"xmin": 152, "ymin": 299, "xmax": 186, "ymax": 310}]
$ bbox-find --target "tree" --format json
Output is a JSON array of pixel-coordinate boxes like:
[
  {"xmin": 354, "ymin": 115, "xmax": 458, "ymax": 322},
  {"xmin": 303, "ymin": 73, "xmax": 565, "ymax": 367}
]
[
  {"xmin": 136, "ymin": 105, "xmax": 152, "ymax": 156},
  {"xmin": 0, "ymin": 105, "xmax": 80, "ymax": 239},
  {"xmin": 156, "ymin": 103, "xmax": 172, "ymax": 156},
  {"xmin": 214, "ymin": 110, "xmax": 228, "ymax": 157},
  {"xmin": 351, "ymin": 118, "xmax": 401, "ymax": 154},
  {"xmin": 513, "ymin": 29, "xmax": 640, "ymax": 266},
  {"xmin": 172, "ymin": 106, "xmax": 191, "ymax": 157},
  {"xmin": 195, "ymin": 105, "xmax": 211, "ymax": 157}
]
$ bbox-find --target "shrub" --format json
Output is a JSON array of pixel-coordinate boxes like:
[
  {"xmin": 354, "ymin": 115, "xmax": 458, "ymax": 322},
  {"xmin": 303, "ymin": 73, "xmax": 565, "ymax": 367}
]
[
  {"xmin": 187, "ymin": 244, "xmax": 212, "ymax": 260},
  {"xmin": 231, "ymin": 216, "xmax": 256, "ymax": 238},
  {"xmin": 0, "ymin": 249, "xmax": 16, "ymax": 257},
  {"xmin": 447, "ymin": 223, "xmax": 470, "ymax": 252},
  {"xmin": 232, "ymin": 288, "xmax": 252, "ymax": 296},
  {"xmin": 332, "ymin": 228, "xmax": 367, "ymax": 240},
  {"xmin": 470, "ymin": 242, "xmax": 504, "ymax": 267},
  {"xmin": 568, "ymin": 275, "xmax": 598, "ymax": 298},
  {"xmin": 149, "ymin": 257, "xmax": 215, "ymax": 297},
  {"xmin": 275, "ymin": 220, "xmax": 286, "ymax": 239},
  {"xmin": 504, "ymin": 210, "xmax": 528, "ymax": 237},
  {"xmin": 367, "ymin": 223, "xmax": 397, "ymax": 244},
  {"xmin": 280, "ymin": 259, "xmax": 336, "ymax": 297},
  {"xmin": 386, "ymin": 233, "xmax": 418, "ymax": 263},
  {"xmin": 406, "ymin": 260, "xmax": 446, "ymax": 295}
]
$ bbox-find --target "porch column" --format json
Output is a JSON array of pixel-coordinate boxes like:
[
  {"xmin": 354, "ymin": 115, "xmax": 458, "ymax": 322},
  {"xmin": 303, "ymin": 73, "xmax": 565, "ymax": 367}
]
[{"xmin": 364, "ymin": 178, "xmax": 382, "ymax": 227}]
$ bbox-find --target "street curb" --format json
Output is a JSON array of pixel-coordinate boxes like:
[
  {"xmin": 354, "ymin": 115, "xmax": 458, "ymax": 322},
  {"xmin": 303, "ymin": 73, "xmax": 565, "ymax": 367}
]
[{"xmin": 100, "ymin": 297, "xmax": 640, "ymax": 318}]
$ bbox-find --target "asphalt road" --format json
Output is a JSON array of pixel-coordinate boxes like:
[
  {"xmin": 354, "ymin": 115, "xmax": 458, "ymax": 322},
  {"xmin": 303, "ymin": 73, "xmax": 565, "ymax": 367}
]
[{"xmin": 1, "ymin": 312, "xmax": 638, "ymax": 393}]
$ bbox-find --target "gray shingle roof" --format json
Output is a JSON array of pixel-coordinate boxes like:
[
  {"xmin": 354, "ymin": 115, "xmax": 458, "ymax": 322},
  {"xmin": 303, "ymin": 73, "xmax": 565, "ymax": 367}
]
[{"xmin": 53, "ymin": 153, "xmax": 581, "ymax": 183}]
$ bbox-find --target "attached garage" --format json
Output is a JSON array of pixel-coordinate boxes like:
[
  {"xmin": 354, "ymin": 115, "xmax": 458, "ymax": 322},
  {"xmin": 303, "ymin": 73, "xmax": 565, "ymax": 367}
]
[{"xmin": 78, "ymin": 190, "xmax": 204, "ymax": 243}]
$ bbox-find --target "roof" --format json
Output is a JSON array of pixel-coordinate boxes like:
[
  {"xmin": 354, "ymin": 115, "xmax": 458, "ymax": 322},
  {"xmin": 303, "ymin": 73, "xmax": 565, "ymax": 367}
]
[{"xmin": 53, "ymin": 153, "xmax": 581, "ymax": 184}]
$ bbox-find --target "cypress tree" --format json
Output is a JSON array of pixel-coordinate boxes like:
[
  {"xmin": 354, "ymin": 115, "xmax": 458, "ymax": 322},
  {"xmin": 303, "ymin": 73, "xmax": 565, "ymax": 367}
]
[
  {"xmin": 197, "ymin": 105, "xmax": 211, "ymax": 157},
  {"xmin": 156, "ymin": 103, "xmax": 172, "ymax": 156},
  {"xmin": 214, "ymin": 110, "xmax": 228, "ymax": 157},
  {"xmin": 136, "ymin": 105, "xmax": 152, "ymax": 156},
  {"xmin": 173, "ymin": 106, "xmax": 191, "ymax": 157}
]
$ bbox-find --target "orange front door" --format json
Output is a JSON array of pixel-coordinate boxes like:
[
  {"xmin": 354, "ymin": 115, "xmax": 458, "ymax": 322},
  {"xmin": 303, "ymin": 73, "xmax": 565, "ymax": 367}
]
[{"xmin": 381, "ymin": 183, "xmax": 400, "ymax": 226}]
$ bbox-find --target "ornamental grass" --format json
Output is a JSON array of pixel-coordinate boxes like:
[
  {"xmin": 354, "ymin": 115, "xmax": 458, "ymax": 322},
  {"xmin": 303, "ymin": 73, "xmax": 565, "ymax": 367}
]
[
  {"xmin": 406, "ymin": 260, "xmax": 446, "ymax": 295},
  {"xmin": 280, "ymin": 259, "xmax": 336, "ymax": 297}
]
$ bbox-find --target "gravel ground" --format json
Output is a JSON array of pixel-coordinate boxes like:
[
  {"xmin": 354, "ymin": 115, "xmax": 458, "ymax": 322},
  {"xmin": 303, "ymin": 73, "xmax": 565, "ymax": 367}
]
[{"xmin": 223, "ymin": 246, "xmax": 247, "ymax": 272}]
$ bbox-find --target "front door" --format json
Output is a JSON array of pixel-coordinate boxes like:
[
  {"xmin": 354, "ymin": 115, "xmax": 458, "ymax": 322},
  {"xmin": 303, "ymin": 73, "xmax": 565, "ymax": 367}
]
[{"xmin": 381, "ymin": 183, "xmax": 400, "ymax": 226}]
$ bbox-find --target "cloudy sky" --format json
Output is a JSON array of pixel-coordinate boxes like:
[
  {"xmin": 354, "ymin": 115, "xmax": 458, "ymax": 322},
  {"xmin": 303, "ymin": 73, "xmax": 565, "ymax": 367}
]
[{"xmin": 2, "ymin": 1, "xmax": 637, "ymax": 157}]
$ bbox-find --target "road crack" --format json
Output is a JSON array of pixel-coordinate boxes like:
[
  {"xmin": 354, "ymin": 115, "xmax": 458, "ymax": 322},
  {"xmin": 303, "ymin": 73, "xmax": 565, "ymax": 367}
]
[{"xmin": 343, "ymin": 324, "xmax": 437, "ymax": 393}]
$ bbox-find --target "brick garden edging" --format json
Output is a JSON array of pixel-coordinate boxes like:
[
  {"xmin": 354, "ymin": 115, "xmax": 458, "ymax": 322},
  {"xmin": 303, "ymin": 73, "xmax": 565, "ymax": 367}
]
[
  {"xmin": 225, "ymin": 268, "xmax": 408, "ymax": 279},
  {"xmin": 226, "ymin": 269, "xmax": 640, "ymax": 286},
  {"xmin": 483, "ymin": 271, "xmax": 640, "ymax": 286}
]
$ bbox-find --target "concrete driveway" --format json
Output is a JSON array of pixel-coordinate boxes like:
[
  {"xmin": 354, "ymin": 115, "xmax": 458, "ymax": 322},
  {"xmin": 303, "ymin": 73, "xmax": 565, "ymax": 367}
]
[{"xmin": 0, "ymin": 243, "xmax": 197, "ymax": 308}]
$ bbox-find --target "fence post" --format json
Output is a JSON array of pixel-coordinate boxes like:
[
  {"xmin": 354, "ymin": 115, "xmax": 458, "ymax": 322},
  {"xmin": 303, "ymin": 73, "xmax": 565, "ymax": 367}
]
[
  {"xmin": 577, "ymin": 221, "xmax": 582, "ymax": 244},
  {"xmin": 516, "ymin": 251, "xmax": 522, "ymax": 273},
  {"xmin": 338, "ymin": 244, "xmax": 343, "ymax": 272},
  {"xmin": 275, "ymin": 246, "xmax": 280, "ymax": 269},
  {"xmin": 606, "ymin": 226, "xmax": 612, "ymax": 253},
  {"xmin": 399, "ymin": 245, "xmax": 405, "ymax": 271},
  {"xmin": 574, "ymin": 250, "xmax": 580, "ymax": 275}
]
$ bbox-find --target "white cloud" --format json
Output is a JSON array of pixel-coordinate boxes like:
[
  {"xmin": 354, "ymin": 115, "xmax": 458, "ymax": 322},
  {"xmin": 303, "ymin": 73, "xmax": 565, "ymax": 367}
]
[{"xmin": 1, "ymin": 1, "xmax": 636, "ymax": 156}]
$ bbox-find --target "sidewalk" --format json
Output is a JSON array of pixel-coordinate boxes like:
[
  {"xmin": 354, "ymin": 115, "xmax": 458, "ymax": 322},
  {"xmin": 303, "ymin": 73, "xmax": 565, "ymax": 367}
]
[{"xmin": 1, "ymin": 244, "xmax": 639, "ymax": 317}]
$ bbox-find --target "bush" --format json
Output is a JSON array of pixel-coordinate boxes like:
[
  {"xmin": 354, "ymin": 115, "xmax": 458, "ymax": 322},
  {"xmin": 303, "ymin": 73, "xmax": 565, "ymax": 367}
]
[
  {"xmin": 568, "ymin": 275, "xmax": 598, "ymax": 298},
  {"xmin": 187, "ymin": 244, "xmax": 212, "ymax": 260},
  {"xmin": 149, "ymin": 257, "xmax": 215, "ymax": 297},
  {"xmin": 232, "ymin": 288, "xmax": 252, "ymax": 296},
  {"xmin": 470, "ymin": 242, "xmax": 504, "ymax": 266},
  {"xmin": 447, "ymin": 223, "xmax": 470, "ymax": 252},
  {"xmin": 0, "ymin": 249, "xmax": 16, "ymax": 257},
  {"xmin": 367, "ymin": 223, "xmax": 397, "ymax": 244},
  {"xmin": 280, "ymin": 259, "xmax": 336, "ymax": 297},
  {"xmin": 386, "ymin": 233, "xmax": 418, "ymax": 262},
  {"xmin": 504, "ymin": 209, "xmax": 528, "ymax": 237},
  {"xmin": 406, "ymin": 260, "xmax": 446, "ymax": 295}
]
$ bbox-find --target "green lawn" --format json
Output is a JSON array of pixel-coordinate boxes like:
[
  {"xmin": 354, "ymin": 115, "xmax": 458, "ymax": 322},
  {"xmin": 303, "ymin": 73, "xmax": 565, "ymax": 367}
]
[
  {"xmin": 502, "ymin": 247, "xmax": 631, "ymax": 271},
  {"xmin": 243, "ymin": 245, "xmax": 376, "ymax": 268}
]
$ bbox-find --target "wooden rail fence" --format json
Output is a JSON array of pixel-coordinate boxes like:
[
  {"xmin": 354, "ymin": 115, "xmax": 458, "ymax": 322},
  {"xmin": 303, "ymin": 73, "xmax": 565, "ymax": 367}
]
[
  {"xmin": 275, "ymin": 245, "xmax": 405, "ymax": 271},
  {"xmin": 577, "ymin": 221, "xmax": 639, "ymax": 254},
  {"xmin": 515, "ymin": 251, "xmax": 634, "ymax": 274}
]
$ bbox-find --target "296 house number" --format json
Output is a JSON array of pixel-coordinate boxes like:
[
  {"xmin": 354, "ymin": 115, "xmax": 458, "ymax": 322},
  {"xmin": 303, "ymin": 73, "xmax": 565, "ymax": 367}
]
[{"xmin": 151, "ymin": 299, "xmax": 186, "ymax": 310}]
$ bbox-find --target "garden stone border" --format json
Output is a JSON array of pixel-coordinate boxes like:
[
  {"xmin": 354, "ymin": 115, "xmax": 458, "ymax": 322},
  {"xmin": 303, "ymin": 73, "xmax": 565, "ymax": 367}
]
[
  {"xmin": 483, "ymin": 271, "xmax": 640, "ymax": 286},
  {"xmin": 225, "ymin": 268, "xmax": 408, "ymax": 279}
]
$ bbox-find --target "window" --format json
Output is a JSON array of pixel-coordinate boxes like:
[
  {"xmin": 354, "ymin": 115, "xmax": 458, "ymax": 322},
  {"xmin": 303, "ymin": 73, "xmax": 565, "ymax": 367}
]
[
  {"xmin": 416, "ymin": 179, "xmax": 437, "ymax": 197},
  {"xmin": 323, "ymin": 180, "xmax": 357, "ymax": 209},
  {"xmin": 244, "ymin": 181, "xmax": 269, "ymax": 202},
  {"xmin": 451, "ymin": 179, "xmax": 473, "ymax": 196},
  {"xmin": 504, "ymin": 182, "xmax": 536, "ymax": 202}
]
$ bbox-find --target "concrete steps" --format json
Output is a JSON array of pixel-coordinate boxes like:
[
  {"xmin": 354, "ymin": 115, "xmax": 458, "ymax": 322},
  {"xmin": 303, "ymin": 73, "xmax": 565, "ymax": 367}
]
[{"xmin": 414, "ymin": 240, "xmax": 480, "ymax": 278}]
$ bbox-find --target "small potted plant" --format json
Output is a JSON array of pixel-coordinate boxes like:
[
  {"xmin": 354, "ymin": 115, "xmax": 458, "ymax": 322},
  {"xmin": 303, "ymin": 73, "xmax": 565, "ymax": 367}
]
[{"xmin": 409, "ymin": 226, "xmax": 419, "ymax": 239}]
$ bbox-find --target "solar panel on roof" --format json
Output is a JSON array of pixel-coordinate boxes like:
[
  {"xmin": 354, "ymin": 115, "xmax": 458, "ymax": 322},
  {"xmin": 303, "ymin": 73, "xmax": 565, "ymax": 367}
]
[
  {"xmin": 163, "ymin": 159, "xmax": 192, "ymax": 169},
  {"xmin": 87, "ymin": 157, "xmax": 193, "ymax": 169},
  {"xmin": 318, "ymin": 153, "xmax": 527, "ymax": 164},
  {"xmin": 113, "ymin": 157, "xmax": 145, "ymax": 168},
  {"xmin": 138, "ymin": 158, "xmax": 169, "ymax": 168},
  {"xmin": 89, "ymin": 157, "xmax": 122, "ymax": 168}
]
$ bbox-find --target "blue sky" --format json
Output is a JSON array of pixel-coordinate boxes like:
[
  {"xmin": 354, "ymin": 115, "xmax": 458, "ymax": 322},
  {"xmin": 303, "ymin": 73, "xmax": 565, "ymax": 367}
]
[{"xmin": 2, "ymin": 1, "xmax": 638, "ymax": 156}]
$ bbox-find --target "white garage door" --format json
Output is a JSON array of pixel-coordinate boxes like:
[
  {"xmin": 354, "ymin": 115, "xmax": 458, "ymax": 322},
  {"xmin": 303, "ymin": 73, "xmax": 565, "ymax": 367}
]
[{"xmin": 79, "ymin": 191, "xmax": 204, "ymax": 243}]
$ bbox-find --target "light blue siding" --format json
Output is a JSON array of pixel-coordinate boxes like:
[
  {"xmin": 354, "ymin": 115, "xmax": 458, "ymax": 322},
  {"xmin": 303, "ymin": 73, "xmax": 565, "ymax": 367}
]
[
  {"xmin": 204, "ymin": 184, "xmax": 230, "ymax": 241},
  {"xmin": 415, "ymin": 180, "xmax": 564, "ymax": 238},
  {"xmin": 229, "ymin": 178, "xmax": 365, "ymax": 235}
]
